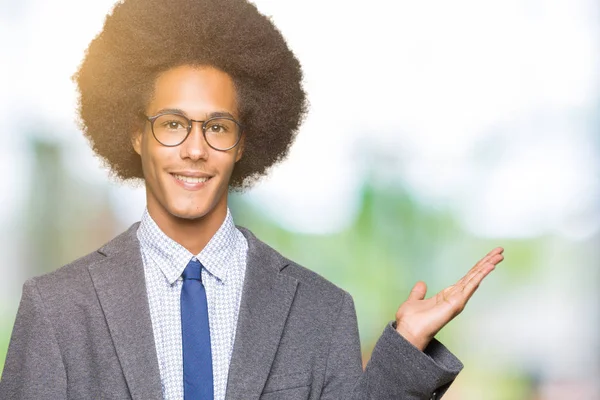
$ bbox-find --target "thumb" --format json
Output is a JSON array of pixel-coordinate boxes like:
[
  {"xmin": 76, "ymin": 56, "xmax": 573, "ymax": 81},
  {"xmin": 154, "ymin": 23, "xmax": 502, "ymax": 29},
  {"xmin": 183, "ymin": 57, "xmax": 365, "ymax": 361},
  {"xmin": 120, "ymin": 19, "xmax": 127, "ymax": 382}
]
[{"xmin": 408, "ymin": 281, "xmax": 427, "ymax": 301}]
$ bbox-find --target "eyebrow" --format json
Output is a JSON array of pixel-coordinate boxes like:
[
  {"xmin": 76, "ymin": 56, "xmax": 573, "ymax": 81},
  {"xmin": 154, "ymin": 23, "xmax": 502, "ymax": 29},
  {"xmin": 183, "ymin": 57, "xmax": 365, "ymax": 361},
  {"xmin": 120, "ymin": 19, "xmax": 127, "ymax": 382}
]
[{"xmin": 154, "ymin": 108, "xmax": 237, "ymax": 120}]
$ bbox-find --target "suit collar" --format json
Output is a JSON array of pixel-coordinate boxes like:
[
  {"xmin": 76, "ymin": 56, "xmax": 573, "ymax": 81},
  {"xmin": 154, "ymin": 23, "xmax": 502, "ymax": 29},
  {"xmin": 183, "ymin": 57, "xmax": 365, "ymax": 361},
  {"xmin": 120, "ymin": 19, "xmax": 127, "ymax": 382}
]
[
  {"xmin": 91, "ymin": 223, "xmax": 163, "ymax": 400},
  {"xmin": 225, "ymin": 227, "xmax": 299, "ymax": 400}
]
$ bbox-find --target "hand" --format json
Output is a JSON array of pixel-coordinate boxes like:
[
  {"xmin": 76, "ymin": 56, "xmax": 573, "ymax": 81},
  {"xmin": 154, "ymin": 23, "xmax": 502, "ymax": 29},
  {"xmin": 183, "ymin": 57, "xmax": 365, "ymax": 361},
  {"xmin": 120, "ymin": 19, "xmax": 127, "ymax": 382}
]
[{"xmin": 394, "ymin": 247, "xmax": 504, "ymax": 351}]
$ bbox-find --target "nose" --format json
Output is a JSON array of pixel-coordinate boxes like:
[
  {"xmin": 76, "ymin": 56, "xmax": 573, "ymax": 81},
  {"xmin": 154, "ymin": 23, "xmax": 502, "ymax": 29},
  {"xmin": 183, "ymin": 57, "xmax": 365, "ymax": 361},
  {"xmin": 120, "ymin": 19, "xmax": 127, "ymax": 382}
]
[{"xmin": 180, "ymin": 121, "xmax": 209, "ymax": 161}]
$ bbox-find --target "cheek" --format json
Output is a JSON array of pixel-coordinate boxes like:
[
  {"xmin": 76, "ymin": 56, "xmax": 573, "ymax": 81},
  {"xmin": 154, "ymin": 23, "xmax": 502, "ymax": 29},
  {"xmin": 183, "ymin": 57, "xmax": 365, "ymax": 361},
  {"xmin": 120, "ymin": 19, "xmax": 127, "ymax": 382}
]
[
  {"xmin": 140, "ymin": 140, "xmax": 173, "ymax": 179},
  {"xmin": 218, "ymin": 153, "xmax": 239, "ymax": 177}
]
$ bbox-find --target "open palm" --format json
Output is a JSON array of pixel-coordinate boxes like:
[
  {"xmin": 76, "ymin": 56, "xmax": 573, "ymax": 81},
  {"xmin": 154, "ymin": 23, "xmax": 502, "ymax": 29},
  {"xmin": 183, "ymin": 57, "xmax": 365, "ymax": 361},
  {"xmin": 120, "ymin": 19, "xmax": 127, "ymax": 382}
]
[{"xmin": 395, "ymin": 247, "xmax": 504, "ymax": 351}]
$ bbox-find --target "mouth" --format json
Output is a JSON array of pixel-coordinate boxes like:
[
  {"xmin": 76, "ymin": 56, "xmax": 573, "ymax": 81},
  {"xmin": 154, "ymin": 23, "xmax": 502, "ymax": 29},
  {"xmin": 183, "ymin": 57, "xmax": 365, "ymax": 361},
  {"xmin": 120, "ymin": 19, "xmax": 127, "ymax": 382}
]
[{"xmin": 170, "ymin": 173, "xmax": 213, "ymax": 190}]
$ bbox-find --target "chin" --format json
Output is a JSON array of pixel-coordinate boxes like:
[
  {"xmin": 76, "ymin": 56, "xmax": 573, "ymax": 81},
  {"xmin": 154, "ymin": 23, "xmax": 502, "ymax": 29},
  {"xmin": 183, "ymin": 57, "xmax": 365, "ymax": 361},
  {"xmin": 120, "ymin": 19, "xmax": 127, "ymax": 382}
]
[
  {"xmin": 167, "ymin": 206, "xmax": 210, "ymax": 221},
  {"xmin": 165, "ymin": 196, "xmax": 220, "ymax": 220}
]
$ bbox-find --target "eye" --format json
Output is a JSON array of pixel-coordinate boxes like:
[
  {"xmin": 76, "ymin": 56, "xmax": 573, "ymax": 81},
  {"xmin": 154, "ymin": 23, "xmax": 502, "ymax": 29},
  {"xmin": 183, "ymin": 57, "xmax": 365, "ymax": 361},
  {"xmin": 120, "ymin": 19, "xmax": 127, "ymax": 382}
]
[
  {"xmin": 161, "ymin": 120, "xmax": 187, "ymax": 130},
  {"xmin": 206, "ymin": 123, "xmax": 228, "ymax": 134}
]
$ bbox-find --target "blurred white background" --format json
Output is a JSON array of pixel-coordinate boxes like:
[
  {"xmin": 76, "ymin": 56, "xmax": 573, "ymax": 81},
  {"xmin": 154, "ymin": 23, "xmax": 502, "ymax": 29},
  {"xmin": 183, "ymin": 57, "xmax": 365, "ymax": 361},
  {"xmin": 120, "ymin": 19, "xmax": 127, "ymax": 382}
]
[{"xmin": 1, "ymin": 0, "xmax": 599, "ymax": 398}]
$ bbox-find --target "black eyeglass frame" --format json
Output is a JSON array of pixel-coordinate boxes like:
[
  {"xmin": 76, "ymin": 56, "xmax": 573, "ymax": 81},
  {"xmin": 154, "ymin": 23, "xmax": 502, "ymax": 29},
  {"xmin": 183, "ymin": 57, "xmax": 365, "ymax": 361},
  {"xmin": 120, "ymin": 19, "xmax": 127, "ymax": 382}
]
[{"xmin": 143, "ymin": 111, "xmax": 244, "ymax": 151}]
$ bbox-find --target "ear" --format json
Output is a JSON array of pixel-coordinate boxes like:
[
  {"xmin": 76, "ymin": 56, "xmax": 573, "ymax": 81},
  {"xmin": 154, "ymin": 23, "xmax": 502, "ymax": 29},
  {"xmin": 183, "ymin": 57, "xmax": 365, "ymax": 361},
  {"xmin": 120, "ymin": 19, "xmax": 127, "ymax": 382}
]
[
  {"xmin": 235, "ymin": 133, "xmax": 245, "ymax": 162},
  {"xmin": 131, "ymin": 130, "xmax": 143, "ymax": 156}
]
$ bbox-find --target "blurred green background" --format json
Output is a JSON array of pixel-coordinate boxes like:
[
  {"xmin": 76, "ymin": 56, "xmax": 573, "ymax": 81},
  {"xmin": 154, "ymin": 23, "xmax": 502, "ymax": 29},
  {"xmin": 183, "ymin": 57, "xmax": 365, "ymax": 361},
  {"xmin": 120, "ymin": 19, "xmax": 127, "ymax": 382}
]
[{"xmin": 1, "ymin": 0, "xmax": 599, "ymax": 399}]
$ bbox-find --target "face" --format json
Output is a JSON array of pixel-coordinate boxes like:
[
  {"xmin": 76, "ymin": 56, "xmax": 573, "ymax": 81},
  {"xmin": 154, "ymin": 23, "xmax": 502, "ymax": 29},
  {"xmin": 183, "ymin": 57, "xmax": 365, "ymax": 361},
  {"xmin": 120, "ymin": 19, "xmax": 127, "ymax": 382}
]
[{"xmin": 132, "ymin": 65, "xmax": 244, "ymax": 225}]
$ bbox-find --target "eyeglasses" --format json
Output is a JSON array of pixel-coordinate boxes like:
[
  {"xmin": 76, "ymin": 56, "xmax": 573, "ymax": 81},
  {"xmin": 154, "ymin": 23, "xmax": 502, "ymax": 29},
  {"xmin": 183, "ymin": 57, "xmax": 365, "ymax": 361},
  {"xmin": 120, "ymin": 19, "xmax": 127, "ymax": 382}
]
[{"xmin": 144, "ymin": 111, "xmax": 243, "ymax": 151}]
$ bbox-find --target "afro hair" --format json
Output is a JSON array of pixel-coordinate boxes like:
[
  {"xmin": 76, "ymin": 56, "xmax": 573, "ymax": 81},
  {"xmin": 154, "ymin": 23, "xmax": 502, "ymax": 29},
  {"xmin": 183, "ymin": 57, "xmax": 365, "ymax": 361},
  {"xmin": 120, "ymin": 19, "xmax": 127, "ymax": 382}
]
[{"xmin": 74, "ymin": 0, "xmax": 307, "ymax": 189}]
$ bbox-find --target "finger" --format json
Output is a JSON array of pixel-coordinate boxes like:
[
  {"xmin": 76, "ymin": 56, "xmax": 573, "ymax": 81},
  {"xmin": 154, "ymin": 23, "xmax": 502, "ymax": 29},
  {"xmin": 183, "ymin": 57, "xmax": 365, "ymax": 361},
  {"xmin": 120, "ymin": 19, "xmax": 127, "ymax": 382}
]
[
  {"xmin": 456, "ymin": 249, "xmax": 504, "ymax": 287},
  {"xmin": 407, "ymin": 281, "xmax": 427, "ymax": 301},
  {"xmin": 472, "ymin": 248, "xmax": 504, "ymax": 270},
  {"xmin": 441, "ymin": 250, "xmax": 504, "ymax": 312},
  {"xmin": 486, "ymin": 247, "xmax": 504, "ymax": 256},
  {"xmin": 461, "ymin": 260, "xmax": 497, "ymax": 299},
  {"xmin": 459, "ymin": 253, "xmax": 503, "ymax": 291},
  {"xmin": 439, "ymin": 265, "xmax": 493, "ymax": 314},
  {"xmin": 472, "ymin": 248, "xmax": 504, "ymax": 272},
  {"xmin": 468, "ymin": 253, "xmax": 504, "ymax": 279}
]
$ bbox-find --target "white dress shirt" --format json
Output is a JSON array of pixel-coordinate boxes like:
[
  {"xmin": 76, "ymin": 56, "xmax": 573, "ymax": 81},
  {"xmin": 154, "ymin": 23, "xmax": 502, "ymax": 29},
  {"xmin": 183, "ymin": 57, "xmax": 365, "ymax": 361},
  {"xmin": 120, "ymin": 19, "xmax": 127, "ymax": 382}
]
[{"xmin": 137, "ymin": 208, "xmax": 248, "ymax": 400}]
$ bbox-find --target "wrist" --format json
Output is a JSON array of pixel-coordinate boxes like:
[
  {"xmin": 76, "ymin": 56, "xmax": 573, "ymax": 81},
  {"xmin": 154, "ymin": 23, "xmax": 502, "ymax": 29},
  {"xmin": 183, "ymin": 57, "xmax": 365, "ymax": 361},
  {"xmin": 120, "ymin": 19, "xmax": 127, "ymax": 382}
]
[{"xmin": 394, "ymin": 320, "xmax": 430, "ymax": 351}]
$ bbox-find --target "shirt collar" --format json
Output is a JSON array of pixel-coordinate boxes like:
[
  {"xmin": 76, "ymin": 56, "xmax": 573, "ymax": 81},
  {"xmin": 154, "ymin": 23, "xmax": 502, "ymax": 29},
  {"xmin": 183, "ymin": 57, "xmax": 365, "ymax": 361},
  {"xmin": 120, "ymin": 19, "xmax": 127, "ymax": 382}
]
[{"xmin": 137, "ymin": 207, "xmax": 240, "ymax": 285}]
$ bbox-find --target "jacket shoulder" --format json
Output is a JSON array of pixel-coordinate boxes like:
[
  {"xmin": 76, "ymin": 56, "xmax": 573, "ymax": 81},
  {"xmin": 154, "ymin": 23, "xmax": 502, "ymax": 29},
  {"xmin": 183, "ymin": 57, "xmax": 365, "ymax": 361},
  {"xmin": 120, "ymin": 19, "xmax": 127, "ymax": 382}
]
[{"xmin": 282, "ymin": 258, "xmax": 346, "ymax": 297}]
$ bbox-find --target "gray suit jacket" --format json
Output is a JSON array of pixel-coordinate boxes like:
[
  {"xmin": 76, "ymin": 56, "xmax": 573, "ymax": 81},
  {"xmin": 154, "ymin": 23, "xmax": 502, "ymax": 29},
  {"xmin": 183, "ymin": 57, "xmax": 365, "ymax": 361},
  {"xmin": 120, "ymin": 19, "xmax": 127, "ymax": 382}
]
[{"xmin": 0, "ymin": 223, "xmax": 463, "ymax": 400}]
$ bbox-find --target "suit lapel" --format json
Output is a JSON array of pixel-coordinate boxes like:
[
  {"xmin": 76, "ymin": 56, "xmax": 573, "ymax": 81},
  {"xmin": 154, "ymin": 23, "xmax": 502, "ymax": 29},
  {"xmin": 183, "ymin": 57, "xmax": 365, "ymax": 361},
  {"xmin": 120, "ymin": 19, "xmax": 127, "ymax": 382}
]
[
  {"xmin": 88, "ymin": 223, "xmax": 163, "ymax": 400},
  {"xmin": 225, "ymin": 228, "xmax": 299, "ymax": 400}
]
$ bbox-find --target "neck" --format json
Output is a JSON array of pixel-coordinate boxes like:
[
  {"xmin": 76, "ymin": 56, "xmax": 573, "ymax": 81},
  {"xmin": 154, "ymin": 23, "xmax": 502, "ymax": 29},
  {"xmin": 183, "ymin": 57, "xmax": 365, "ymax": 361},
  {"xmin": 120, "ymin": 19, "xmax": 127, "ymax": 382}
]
[{"xmin": 146, "ymin": 201, "xmax": 228, "ymax": 255}]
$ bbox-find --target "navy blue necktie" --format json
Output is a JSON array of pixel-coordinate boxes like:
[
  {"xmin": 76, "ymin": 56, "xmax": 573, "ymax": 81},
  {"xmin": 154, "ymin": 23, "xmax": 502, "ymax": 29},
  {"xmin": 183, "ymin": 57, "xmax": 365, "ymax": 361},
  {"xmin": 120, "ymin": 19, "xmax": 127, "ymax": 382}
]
[{"xmin": 181, "ymin": 259, "xmax": 214, "ymax": 400}]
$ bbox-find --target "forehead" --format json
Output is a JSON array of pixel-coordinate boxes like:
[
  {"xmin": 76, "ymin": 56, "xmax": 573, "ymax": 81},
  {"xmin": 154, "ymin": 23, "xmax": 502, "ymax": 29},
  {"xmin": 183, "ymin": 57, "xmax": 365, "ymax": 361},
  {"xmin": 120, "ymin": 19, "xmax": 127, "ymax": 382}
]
[{"xmin": 147, "ymin": 64, "xmax": 238, "ymax": 117}]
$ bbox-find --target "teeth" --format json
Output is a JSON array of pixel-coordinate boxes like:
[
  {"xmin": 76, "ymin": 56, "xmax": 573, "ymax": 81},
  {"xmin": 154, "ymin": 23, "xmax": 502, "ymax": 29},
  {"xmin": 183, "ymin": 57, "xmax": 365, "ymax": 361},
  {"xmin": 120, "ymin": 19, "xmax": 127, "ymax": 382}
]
[{"xmin": 173, "ymin": 174, "xmax": 209, "ymax": 184}]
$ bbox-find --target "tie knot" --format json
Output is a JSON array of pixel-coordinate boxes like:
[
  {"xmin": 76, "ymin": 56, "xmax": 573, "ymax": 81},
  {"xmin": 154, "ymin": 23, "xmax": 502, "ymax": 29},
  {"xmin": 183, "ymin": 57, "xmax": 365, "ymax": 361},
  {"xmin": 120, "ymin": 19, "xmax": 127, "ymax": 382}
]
[{"xmin": 182, "ymin": 259, "xmax": 203, "ymax": 281}]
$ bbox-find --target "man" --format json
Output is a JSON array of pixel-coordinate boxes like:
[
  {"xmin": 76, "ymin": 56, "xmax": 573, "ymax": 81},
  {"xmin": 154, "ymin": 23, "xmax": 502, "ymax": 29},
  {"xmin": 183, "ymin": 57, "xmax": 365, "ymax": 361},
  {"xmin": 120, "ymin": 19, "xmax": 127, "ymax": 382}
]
[{"xmin": 0, "ymin": 0, "xmax": 504, "ymax": 399}]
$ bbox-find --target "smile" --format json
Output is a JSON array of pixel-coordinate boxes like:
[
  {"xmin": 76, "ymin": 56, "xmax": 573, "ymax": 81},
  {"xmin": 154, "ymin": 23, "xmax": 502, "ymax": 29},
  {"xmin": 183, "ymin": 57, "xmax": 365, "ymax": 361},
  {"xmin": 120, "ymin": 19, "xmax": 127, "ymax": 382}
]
[
  {"xmin": 172, "ymin": 174, "xmax": 210, "ymax": 184},
  {"xmin": 170, "ymin": 173, "xmax": 213, "ymax": 190}
]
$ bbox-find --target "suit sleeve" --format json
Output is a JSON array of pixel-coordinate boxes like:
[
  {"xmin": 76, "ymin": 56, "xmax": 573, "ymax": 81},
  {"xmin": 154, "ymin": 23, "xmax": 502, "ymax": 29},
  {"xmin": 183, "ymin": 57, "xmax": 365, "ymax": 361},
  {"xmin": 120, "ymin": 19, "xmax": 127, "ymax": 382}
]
[
  {"xmin": 320, "ymin": 291, "xmax": 463, "ymax": 400},
  {"xmin": 0, "ymin": 279, "xmax": 67, "ymax": 399}
]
